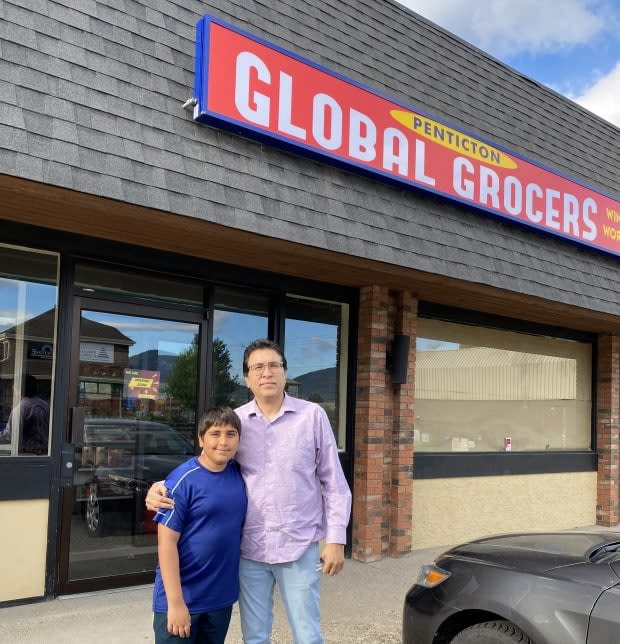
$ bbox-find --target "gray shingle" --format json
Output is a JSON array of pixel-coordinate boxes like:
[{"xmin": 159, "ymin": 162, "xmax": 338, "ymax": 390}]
[
  {"xmin": 0, "ymin": 102, "xmax": 26, "ymax": 129},
  {"xmin": 1, "ymin": 0, "xmax": 619, "ymax": 318}
]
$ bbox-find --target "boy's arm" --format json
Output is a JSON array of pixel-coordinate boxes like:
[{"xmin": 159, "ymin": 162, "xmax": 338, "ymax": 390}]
[{"xmin": 158, "ymin": 523, "xmax": 191, "ymax": 637}]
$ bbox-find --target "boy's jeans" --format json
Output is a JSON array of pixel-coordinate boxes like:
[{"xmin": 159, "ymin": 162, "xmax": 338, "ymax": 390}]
[{"xmin": 153, "ymin": 606, "xmax": 232, "ymax": 644}]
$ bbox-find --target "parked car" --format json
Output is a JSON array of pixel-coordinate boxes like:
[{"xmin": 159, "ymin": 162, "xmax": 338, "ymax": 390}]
[
  {"xmin": 403, "ymin": 531, "xmax": 620, "ymax": 643},
  {"xmin": 76, "ymin": 418, "xmax": 195, "ymax": 537}
]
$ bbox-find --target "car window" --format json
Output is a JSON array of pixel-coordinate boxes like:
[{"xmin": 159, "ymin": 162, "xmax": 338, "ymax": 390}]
[
  {"xmin": 83, "ymin": 420, "xmax": 194, "ymax": 461},
  {"xmin": 142, "ymin": 429, "xmax": 193, "ymax": 455}
]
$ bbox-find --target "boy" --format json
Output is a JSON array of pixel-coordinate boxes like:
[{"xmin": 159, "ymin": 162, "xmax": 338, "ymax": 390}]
[{"xmin": 152, "ymin": 406, "xmax": 247, "ymax": 643}]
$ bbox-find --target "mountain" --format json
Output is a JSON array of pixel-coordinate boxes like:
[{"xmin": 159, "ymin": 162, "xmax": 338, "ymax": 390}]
[
  {"xmin": 128, "ymin": 350, "xmax": 178, "ymax": 382},
  {"xmin": 293, "ymin": 367, "xmax": 337, "ymax": 402}
]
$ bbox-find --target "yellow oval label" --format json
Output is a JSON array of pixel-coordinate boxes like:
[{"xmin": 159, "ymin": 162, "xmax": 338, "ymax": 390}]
[{"xmin": 391, "ymin": 110, "xmax": 517, "ymax": 170}]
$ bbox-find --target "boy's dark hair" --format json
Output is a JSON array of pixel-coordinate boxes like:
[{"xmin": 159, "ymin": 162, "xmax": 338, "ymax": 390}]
[
  {"xmin": 197, "ymin": 406, "xmax": 241, "ymax": 438},
  {"xmin": 242, "ymin": 338, "xmax": 287, "ymax": 375}
]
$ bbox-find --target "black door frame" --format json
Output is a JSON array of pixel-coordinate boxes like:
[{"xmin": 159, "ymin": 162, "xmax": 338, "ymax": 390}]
[
  {"xmin": 56, "ymin": 295, "xmax": 206, "ymax": 595},
  {"xmin": 0, "ymin": 224, "xmax": 358, "ymax": 599}
]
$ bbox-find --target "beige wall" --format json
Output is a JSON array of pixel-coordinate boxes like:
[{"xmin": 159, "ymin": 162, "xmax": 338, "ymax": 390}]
[
  {"xmin": 0, "ymin": 499, "xmax": 48, "ymax": 602},
  {"xmin": 412, "ymin": 472, "xmax": 597, "ymax": 550}
]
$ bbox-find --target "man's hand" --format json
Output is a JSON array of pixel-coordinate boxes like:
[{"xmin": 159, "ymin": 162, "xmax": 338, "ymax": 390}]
[
  {"xmin": 145, "ymin": 481, "xmax": 173, "ymax": 512},
  {"xmin": 320, "ymin": 543, "xmax": 345, "ymax": 576}
]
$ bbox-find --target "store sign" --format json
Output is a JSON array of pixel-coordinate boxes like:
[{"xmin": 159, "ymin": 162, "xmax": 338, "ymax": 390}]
[
  {"xmin": 194, "ymin": 16, "xmax": 620, "ymax": 257},
  {"xmin": 123, "ymin": 369, "xmax": 161, "ymax": 400},
  {"xmin": 28, "ymin": 342, "xmax": 53, "ymax": 360},
  {"xmin": 80, "ymin": 342, "xmax": 114, "ymax": 364}
]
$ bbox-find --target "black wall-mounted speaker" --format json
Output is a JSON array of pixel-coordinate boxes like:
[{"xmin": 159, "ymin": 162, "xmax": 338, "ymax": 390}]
[{"xmin": 389, "ymin": 334, "xmax": 410, "ymax": 385}]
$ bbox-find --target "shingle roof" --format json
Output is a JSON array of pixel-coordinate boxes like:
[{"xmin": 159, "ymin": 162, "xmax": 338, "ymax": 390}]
[{"xmin": 1, "ymin": 0, "xmax": 619, "ymax": 315}]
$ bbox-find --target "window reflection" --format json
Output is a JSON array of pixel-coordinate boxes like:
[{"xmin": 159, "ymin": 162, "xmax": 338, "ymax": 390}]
[
  {"xmin": 0, "ymin": 246, "xmax": 58, "ymax": 456},
  {"xmin": 415, "ymin": 318, "xmax": 592, "ymax": 452},
  {"xmin": 211, "ymin": 287, "xmax": 269, "ymax": 406},
  {"xmin": 69, "ymin": 310, "xmax": 200, "ymax": 580},
  {"xmin": 285, "ymin": 295, "xmax": 348, "ymax": 450}
]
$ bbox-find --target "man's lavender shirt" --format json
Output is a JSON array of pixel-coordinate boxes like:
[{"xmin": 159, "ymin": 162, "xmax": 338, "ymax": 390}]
[{"xmin": 235, "ymin": 394, "xmax": 352, "ymax": 564}]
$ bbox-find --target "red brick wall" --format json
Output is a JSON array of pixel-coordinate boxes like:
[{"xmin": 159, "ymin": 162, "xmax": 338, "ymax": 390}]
[
  {"xmin": 352, "ymin": 286, "xmax": 416, "ymax": 561},
  {"xmin": 389, "ymin": 290, "xmax": 416, "ymax": 556},
  {"xmin": 597, "ymin": 334, "xmax": 620, "ymax": 525}
]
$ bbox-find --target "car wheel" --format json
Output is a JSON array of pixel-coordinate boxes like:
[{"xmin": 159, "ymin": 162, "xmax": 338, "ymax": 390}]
[
  {"xmin": 451, "ymin": 621, "xmax": 534, "ymax": 643},
  {"xmin": 85, "ymin": 488, "xmax": 105, "ymax": 537}
]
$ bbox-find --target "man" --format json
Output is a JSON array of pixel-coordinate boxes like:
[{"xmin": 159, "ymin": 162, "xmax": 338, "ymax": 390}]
[
  {"xmin": 0, "ymin": 374, "xmax": 50, "ymax": 455},
  {"xmin": 147, "ymin": 338, "xmax": 351, "ymax": 644}
]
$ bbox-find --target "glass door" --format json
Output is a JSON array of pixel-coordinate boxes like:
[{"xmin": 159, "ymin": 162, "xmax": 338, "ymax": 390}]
[{"xmin": 59, "ymin": 300, "xmax": 202, "ymax": 592}]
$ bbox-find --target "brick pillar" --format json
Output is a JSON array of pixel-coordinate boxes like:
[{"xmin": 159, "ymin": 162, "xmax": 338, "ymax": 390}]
[
  {"xmin": 389, "ymin": 291, "xmax": 416, "ymax": 557},
  {"xmin": 597, "ymin": 334, "xmax": 620, "ymax": 526},
  {"xmin": 352, "ymin": 285, "xmax": 389, "ymax": 562}
]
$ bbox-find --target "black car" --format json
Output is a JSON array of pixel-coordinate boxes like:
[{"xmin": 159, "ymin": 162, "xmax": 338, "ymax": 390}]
[
  {"xmin": 76, "ymin": 418, "xmax": 195, "ymax": 537},
  {"xmin": 403, "ymin": 531, "xmax": 620, "ymax": 643}
]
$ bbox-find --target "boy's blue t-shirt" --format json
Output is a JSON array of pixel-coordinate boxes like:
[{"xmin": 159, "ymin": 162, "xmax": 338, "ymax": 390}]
[{"xmin": 152, "ymin": 457, "xmax": 247, "ymax": 614}]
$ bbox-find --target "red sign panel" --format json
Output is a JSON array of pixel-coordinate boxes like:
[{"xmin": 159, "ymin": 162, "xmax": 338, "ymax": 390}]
[{"xmin": 194, "ymin": 16, "xmax": 620, "ymax": 257}]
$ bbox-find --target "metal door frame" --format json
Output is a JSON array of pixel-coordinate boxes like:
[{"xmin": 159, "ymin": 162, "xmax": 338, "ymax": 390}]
[{"xmin": 56, "ymin": 296, "xmax": 206, "ymax": 595}]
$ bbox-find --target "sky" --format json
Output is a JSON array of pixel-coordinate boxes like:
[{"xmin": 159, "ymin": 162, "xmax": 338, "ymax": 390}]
[{"xmin": 395, "ymin": 0, "xmax": 620, "ymax": 128}]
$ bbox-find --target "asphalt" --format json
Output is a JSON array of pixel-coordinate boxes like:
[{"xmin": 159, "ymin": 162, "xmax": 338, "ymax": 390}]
[{"xmin": 2, "ymin": 524, "xmax": 618, "ymax": 643}]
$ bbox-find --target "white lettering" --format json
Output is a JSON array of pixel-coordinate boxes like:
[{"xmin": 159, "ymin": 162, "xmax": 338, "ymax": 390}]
[
  {"xmin": 235, "ymin": 52, "xmax": 270, "ymax": 127},
  {"xmin": 479, "ymin": 166, "xmax": 500, "ymax": 208},
  {"xmin": 312, "ymin": 93, "xmax": 342, "ymax": 150},
  {"xmin": 348, "ymin": 109, "xmax": 376, "ymax": 161},
  {"xmin": 582, "ymin": 197, "xmax": 598, "ymax": 240},
  {"xmin": 278, "ymin": 72, "xmax": 306, "ymax": 139},
  {"xmin": 503, "ymin": 176, "xmax": 522, "ymax": 215},
  {"xmin": 562, "ymin": 193, "xmax": 580, "ymax": 236},
  {"xmin": 382, "ymin": 128, "xmax": 409, "ymax": 176},
  {"xmin": 453, "ymin": 157, "xmax": 475, "ymax": 199},
  {"xmin": 414, "ymin": 140, "xmax": 436, "ymax": 186},
  {"xmin": 525, "ymin": 183, "xmax": 543, "ymax": 223},
  {"xmin": 545, "ymin": 188, "xmax": 561, "ymax": 230}
]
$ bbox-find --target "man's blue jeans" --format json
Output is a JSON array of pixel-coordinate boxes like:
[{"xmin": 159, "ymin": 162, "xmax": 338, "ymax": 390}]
[{"xmin": 239, "ymin": 543, "xmax": 323, "ymax": 644}]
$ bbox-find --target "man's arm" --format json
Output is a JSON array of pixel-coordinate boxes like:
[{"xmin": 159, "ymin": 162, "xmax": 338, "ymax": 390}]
[
  {"xmin": 146, "ymin": 481, "xmax": 174, "ymax": 511},
  {"xmin": 315, "ymin": 407, "xmax": 352, "ymax": 576},
  {"xmin": 158, "ymin": 524, "xmax": 191, "ymax": 637}
]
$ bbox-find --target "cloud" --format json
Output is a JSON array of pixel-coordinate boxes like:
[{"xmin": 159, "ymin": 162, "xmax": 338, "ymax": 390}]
[
  {"xmin": 396, "ymin": 0, "xmax": 620, "ymax": 127},
  {"xmin": 398, "ymin": 0, "xmax": 609, "ymax": 57},
  {"xmin": 213, "ymin": 310, "xmax": 231, "ymax": 334},
  {"xmin": 111, "ymin": 320, "xmax": 197, "ymax": 333},
  {"xmin": 573, "ymin": 60, "xmax": 620, "ymax": 126}
]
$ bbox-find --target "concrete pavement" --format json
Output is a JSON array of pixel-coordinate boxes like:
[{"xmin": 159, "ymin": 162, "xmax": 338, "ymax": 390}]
[
  {"xmin": 3, "ymin": 523, "xmax": 618, "ymax": 643},
  {"xmin": 0, "ymin": 545, "xmax": 446, "ymax": 644}
]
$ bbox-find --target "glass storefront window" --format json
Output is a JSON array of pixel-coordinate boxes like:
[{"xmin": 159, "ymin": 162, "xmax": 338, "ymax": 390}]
[
  {"xmin": 0, "ymin": 245, "xmax": 59, "ymax": 456},
  {"xmin": 211, "ymin": 287, "xmax": 269, "ymax": 406},
  {"xmin": 284, "ymin": 295, "xmax": 349, "ymax": 450},
  {"xmin": 75, "ymin": 263, "xmax": 204, "ymax": 308},
  {"xmin": 415, "ymin": 318, "xmax": 592, "ymax": 453}
]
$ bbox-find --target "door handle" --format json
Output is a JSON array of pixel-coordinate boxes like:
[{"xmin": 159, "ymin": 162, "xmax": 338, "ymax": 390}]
[{"xmin": 70, "ymin": 406, "xmax": 85, "ymax": 444}]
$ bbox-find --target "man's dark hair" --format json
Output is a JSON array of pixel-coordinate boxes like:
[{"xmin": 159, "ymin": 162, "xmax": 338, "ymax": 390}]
[
  {"xmin": 197, "ymin": 406, "xmax": 241, "ymax": 438},
  {"xmin": 242, "ymin": 339, "xmax": 287, "ymax": 375}
]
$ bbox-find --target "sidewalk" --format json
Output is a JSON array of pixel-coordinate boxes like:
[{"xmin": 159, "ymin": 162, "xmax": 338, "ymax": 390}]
[
  {"xmin": 3, "ymin": 523, "xmax": 617, "ymax": 643},
  {"xmin": 0, "ymin": 545, "xmax": 446, "ymax": 643}
]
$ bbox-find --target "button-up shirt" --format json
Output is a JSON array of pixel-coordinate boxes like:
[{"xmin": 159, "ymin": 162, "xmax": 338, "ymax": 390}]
[{"xmin": 235, "ymin": 394, "xmax": 352, "ymax": 564}]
